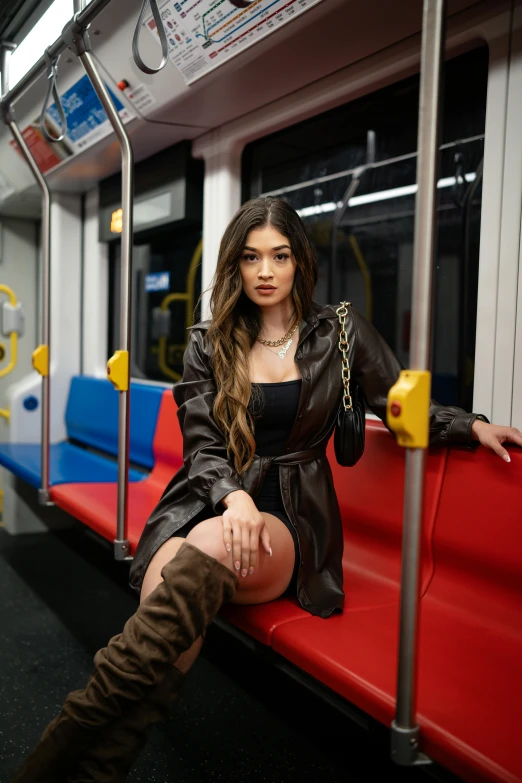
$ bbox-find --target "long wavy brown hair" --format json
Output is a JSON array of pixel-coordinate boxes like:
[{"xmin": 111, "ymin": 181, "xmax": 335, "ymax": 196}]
[{"xmin": 206, "ymin": 197, "xmax": 318, "ymax": 475}]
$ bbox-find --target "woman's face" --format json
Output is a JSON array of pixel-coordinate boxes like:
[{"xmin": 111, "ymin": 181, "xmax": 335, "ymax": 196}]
[{"xmin": 239, "ymin": 224, "xmax": 297, "ymax": 307}]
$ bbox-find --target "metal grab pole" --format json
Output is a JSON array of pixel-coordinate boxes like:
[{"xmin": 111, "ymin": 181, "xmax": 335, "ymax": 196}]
[
  {"xmin": 1, "ymin": 44, "xmax": 53, "ymax": 506},
  {"xmin": 388, "ymin": 0, "xmax": 446, "ymax": 766},
  {"xmin": 61, "ymin": 21, "xmax": 133, "ymax": 560}
]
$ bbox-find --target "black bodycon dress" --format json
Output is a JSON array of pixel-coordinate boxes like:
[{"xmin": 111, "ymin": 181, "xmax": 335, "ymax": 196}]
[{"xmin": 173, "ymin": 379, "xmax": 302, "ymax": 595}]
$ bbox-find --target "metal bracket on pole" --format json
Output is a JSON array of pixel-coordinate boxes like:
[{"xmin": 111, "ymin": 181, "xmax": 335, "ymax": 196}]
[
  {"xmin": 391, "ymin": 722, "xmax": 431, "ymax": 766},
  {"xmin": 1, "ymin": 42, "xmax": 53, "ymax": 508},
  {"xmin": 61, "ymin": 17, "xmax": 134, "ymax": 561},
  {"xmin": 61, "ymin": 14, "xmax": 92, "ymax": 57}
]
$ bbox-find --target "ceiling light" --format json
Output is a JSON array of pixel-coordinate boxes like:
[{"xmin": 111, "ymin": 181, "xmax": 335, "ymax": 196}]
[
  {"xmin": 7, "ymin": 0, "xmax": 74, "ymax": 91},
  {"xmin": 296, "ymin": 173, "xmax": 477, "ymax": 217}
]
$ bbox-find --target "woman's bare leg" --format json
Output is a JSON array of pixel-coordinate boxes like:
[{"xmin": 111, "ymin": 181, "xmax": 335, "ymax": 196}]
[{"xmin": 140, "ymin": 512, "xmax": 296, "ymax": 673}]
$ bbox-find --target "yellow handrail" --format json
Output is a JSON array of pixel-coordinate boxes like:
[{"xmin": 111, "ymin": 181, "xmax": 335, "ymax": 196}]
[
  {"xmin": 348, "ymin": 235, "xmax": 373, "ymax": 323},
  {"xmin": 0, "ymin": 284, "xmax": 18, "ymax": 380},
  {"xmin": 158, "ymin": 239, "xmax": 202, "ymax": 382}
]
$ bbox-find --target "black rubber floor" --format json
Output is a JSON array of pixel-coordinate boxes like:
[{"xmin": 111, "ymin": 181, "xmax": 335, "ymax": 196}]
[{"xmin": 0, "ymin": 524, "xmax": 449, "ymax": 783}]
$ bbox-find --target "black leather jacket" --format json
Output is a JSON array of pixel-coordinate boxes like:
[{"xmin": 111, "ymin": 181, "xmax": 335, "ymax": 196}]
[{"xmin": 129, "ymin": 302, "xmax": 482, "ymax": 618}]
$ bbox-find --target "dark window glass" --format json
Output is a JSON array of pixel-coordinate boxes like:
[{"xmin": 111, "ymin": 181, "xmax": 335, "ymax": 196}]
[
  {"xmin": 242, "ymin": 47, "xmax": 488, "ymax": 410},
  {"xmin": 109, "ymin": 226, "xmax": 202, "ymax": 383}
]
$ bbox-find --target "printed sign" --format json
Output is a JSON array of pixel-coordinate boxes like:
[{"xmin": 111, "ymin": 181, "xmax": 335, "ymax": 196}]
[
  {"xmin": 123, "ymin": 83, "xmax": 157, "ymax": 112},
  {"xmin": 145, "ymin": 0, "xmax": 322, "ymax": 85},
  {"xmin": 9, "ymin": 122, "xmax": 72, "ymax": 174},
  {"xmin": 145, "ymin": 272, "xmax": 171, "ymax": 292},
  {"xmin": 46, "ymin": 74, "xmax": 135, "ymax": 154}
]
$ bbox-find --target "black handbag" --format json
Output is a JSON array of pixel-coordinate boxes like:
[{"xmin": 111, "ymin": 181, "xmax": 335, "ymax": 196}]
[{"xmin": 334, "ymin": 302, "xmax": 365, "ymax": 467}]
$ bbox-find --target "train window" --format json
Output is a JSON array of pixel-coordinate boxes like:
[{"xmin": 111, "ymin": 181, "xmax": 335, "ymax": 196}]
[
  {"xmin": 108, "ymin": 227, "xmax": 202, "ymax": 383},
  {"xmin": 105, "ymin": 143, "xmax": 203, "ymax": 383},
  {"xmin": 242, "ymin": 46, "xmax": 488, "ymax": 410}
]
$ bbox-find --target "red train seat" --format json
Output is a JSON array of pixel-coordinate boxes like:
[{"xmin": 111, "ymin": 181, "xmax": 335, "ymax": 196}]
[
  {"xmin": 414, "ymin": 446, "xmax": 522, "ymax": 783},
  {"xmin": 271, "ymin": 446, "xmax": 522, "ymax": 783},
  {"xmin": 328, "ymin": 419, "xmax": 447, "ymax": 607},
  {"xmin": 51, "ymin": 389, "xmax": 183, "ymax": 549},
  {"xmin": 221, "ymin": 420, "xmax": 447, "ymax": 642}
]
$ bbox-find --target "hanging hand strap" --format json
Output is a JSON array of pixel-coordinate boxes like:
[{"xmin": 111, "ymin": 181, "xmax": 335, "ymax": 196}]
[
  {"xmin": 336, "ymin": 302, "xmax": 353, "ymax": 412},
  {"xmin": 40, "ymin": 49, "xmax": 67, "ymax": 143},
  {"xmin": 132, "ymin": 0, "xmax": 169, "ymax": 75}
]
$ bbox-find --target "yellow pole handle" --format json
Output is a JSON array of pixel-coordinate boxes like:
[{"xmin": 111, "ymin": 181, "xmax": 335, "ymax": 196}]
[
  {"xmin": 107, "ymin": 350, "xmax": 129, "ymax": 391},
  {"xmin": 32, "ymin": 344, "xmax": 49, "ymax": 376},
  {"xmin": 386, "ymin": 370, "xmax": 431, "ymax": 449}
]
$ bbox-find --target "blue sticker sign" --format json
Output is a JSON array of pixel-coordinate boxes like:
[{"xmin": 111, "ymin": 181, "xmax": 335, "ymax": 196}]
[
  {"xmin": 47, "ymin": 75, "xmax": 133, "ymax": 153},
  {"xmin": 145, "ymin": 272, "xmax": 170, "ymax": 292}
]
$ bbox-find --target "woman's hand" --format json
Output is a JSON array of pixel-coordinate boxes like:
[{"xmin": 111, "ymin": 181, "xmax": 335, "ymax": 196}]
[
  {"xmin": 221, "ymin": 490, "xmax": 272, "ymax": 578},
  {"xmin": 471, "ymin": 419, "xmax": 522, "ymax": 462}
]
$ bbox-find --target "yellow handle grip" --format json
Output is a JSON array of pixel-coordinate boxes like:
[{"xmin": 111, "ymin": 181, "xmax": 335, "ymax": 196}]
[
  {"xmin": 386, "ymin": 370, "xmax": 431, "ymax": 449},
  {"xmin": 107, "ymin": 350, "xmax": 129, "ymax": 391},
  {"xmin": 32, "ymin": 344, "xmax": 49, "ymax": 377}
]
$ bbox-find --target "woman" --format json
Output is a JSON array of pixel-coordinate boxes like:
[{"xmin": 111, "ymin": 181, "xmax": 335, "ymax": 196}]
[{"xmin": 14, "ymin": 197, "xmax": 521, "ymax": 782}]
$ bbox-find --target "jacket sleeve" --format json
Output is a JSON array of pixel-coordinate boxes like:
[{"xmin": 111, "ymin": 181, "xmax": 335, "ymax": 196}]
[
  {"xmin": 350, "ymin": 308, "xmax": 486, "ymax": 446},
  {"xmin": 173, "ymin": 330, "xmax": 243, "ymax": 512}
]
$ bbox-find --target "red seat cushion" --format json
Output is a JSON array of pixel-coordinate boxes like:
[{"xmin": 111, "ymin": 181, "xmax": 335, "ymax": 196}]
[
  {"xmin": 220, "ymin": 600, "xmax": 309, "ymax": 646},
  {"xmin": 328, "ymin": 419, "xmax": 447, "ymax": 608},
  {"xmin": 417, "ymin": 446, "xmax": 522, "ymax": 782},
  {"xmin": 272, "ymin": 447, "xmax": 522, "ymax": 783},
  {"xmin": 223, "ymin": 422, "xmax": 448, "ymax": 642}
]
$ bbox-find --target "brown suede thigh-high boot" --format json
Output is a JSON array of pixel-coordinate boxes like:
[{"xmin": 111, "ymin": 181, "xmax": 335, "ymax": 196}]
[
  {"xmin": 69, "ymin": 633, "xmax": 208, "ymax": 782},
  {"xmin": 12, "ymin": 542, "xmax": 238, "ymax": 783},
  {"xmin": 68, "ymin": 666, "xmax": 186, "ymax": 783}
]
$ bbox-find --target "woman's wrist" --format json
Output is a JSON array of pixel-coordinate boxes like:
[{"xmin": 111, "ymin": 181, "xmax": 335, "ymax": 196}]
[
  {"xmin": 222, "ymin": 489, "xmax": 249, "ymax": 508},
  {"xmin": 471, "ymin": 415, "xmax": 489, "ymax": 441}
]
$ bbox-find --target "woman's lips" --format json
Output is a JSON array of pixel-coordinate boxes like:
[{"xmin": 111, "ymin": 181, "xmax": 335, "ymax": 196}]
[{"xmin": 255, "ymin": 287, "xmax": 276, "ymax": 295}]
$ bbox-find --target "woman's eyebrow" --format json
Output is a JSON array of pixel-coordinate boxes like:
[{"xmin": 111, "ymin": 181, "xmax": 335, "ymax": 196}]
[{"xmin": 242, "ymin": 245, "xmax": 291, "ymax": 251}]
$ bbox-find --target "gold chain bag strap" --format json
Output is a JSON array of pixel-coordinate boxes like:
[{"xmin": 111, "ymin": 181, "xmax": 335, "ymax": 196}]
[{"xmin": 334, "ymin": 301, "xmax": 365, "ymax": 467}]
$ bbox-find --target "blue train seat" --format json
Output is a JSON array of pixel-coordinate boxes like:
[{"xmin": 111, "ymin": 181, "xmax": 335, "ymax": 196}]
[{"xmin": 0, "ymin": 376, "xmax": 164, "ymax": 488}]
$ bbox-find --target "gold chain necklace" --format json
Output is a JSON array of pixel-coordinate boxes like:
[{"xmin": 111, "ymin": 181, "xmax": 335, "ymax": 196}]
[
  {"xmin": 257, "ymin": 321, "xmax": 299, "ymax": 360},
  {"xmin": 257, "ymin": 321, "xmax": 299, "ymax": 347}
]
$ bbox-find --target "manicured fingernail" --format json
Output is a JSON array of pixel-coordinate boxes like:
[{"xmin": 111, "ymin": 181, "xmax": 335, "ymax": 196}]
[
  {"xmin": 249, "ymin": 567, "xmax": 254, "ymax": 575},
  {"xmin": 226, "ymin": 543, "xmax": 231, "ymax": 552},
  {"xmin": 241, "ymin": 568, "xmax": 247, "ymax": 578},
  {"xmin": 503, "ymin": 454, "xmax": 511, "ymax": 463},
  {"xmin": 235, "ymin": 561, "xmax": 240, "ymax": 570},
  {"xmin": 269, "ymin": 547, "xmax": 273, "ymax": 557}
]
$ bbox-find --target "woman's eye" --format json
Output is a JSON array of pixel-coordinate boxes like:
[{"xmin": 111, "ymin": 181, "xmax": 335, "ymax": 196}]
[
  {"xmin": 242, "ymin": 254, "xmax": 257, "ymax": 262},
  {"xmin": 275, "ymin": 253, "xmax": 290, "ymax": 262}
]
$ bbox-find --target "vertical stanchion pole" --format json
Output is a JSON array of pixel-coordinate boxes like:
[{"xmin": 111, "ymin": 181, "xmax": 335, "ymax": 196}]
[
  {"xmin": 1, "ymin": 43, "xmax": 53, "ymax": 505},
  {"xmin": 387, "ymin": 0, "xmax": 446, "ymax": 766},
  {"xmin": 61, "ymin": 20, "xmax": 133, "ymax": 559}
]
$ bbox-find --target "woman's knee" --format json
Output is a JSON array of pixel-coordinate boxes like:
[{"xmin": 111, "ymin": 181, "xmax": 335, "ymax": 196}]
[{"xmin": 184, "ymin": 517, "xmax": 230, "ymax": 567}]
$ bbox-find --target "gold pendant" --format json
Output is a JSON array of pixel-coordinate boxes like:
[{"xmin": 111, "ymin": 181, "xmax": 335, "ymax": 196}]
[{"xmin": 278, "ymin": 338, "xmax": 292, "ymax": 359}]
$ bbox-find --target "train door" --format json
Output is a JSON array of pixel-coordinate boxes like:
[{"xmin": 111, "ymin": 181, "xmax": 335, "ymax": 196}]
[
  {"xmin": 109, "ymin": 226, "xmax": 202, "ymax": 383},
  {"xmin": 100, "ymin": 141, "xmax": 204, "ymax": 385}
]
